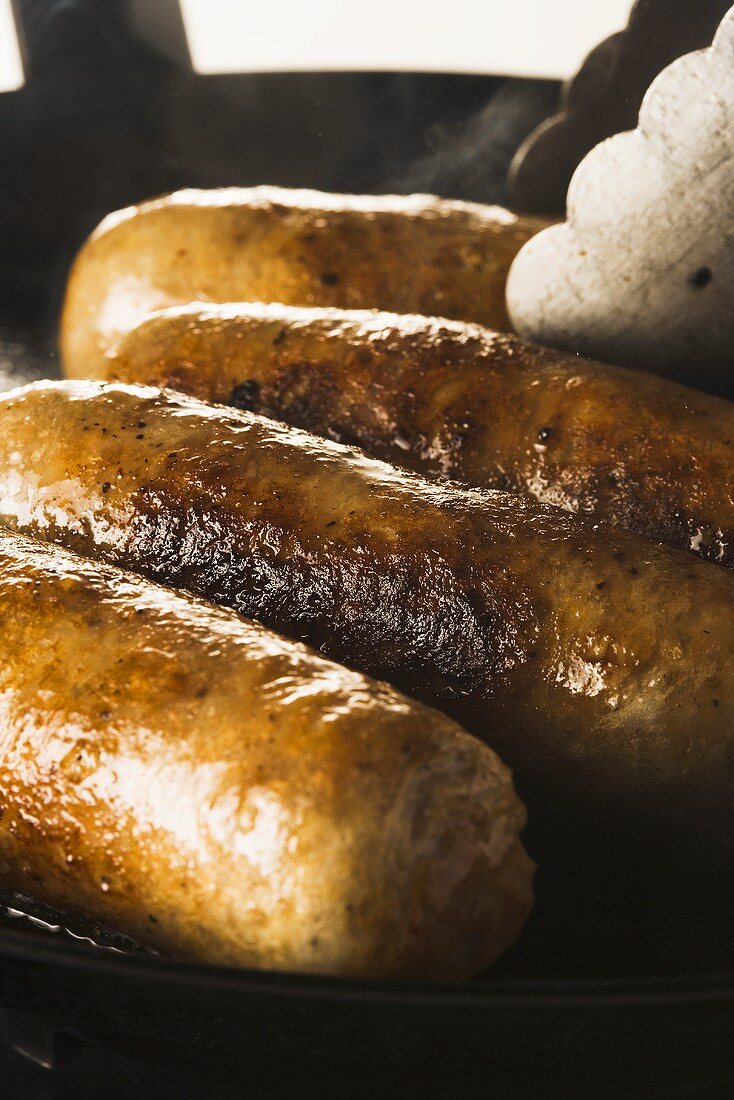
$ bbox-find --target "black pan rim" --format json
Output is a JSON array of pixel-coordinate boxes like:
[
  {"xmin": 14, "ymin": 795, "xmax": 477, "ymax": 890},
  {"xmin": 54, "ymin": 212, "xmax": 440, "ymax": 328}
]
[{"xmin": 1, "ymin": 925, "xmax": 733, "ymax": 1009}]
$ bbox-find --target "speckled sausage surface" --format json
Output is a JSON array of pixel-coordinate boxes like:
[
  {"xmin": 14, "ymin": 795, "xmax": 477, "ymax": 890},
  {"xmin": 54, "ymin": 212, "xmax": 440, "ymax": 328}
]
[
  {"xmin": 59, "ymin": 187, "xmax": 549, "ymax": 376},
  {"xmin": 0, "ymin": 382, "xmax": 733, "ymax": 865},
  {"xmin": 0, "ymin": 527, "xmax": 532, "ymax": 979},
  {"xmin": 96, "ymin": 303, "xmax": 734, "ymax": 567}
]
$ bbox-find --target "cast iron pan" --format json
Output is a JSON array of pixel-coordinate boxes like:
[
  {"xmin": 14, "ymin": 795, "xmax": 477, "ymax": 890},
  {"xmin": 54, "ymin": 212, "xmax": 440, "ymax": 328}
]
[{"xmin": 1, "ymin": 1, "xmax": 733, "ymax": 1087}]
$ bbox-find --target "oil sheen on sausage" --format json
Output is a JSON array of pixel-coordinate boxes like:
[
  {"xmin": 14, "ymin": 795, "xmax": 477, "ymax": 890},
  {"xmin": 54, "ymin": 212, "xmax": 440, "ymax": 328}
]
[
  {"xmin": 60, "ymin": 187, "xmax": 549, "ymax": 376},
  {"xmin": 0, "ymin": 381, "xmax": 733, "ymax": 866},
  {"xmin": 0, "ymin": 527, "xmax": 532, "ymax": 979},
  {"xmin": 90, "ymin": 302, "xmax": 734, "ymax": 567}
]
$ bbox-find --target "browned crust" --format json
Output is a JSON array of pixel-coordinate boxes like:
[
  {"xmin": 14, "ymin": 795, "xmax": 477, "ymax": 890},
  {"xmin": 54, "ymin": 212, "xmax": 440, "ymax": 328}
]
[
  {"xmin": 0, "ymin": 381, "xmax": 733, "ymax": 866},
  {"xmin": 100, "ymin": 304, "xmax": 734, "ymax": 568},
  {"xmin": 0, "ymin": 527, "xmax": 533, "ymax": 979}
]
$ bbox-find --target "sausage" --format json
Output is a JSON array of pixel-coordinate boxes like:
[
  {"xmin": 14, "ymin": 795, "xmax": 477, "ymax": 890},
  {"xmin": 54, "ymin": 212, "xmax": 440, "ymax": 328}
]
[
  {"xmin": 92, "ymin": 302, "xmax": 734, "ymax": 568},
  {"xmin": 59, "ymin": 187, "xmax": 549, "ymax": 376},
  {"xmin": 0, "ymin": 526, "xmax": 532, "ymax": 979},
  {"xmin": 1, "ymin": 382, "xmax": 733, "ymax": 865}
]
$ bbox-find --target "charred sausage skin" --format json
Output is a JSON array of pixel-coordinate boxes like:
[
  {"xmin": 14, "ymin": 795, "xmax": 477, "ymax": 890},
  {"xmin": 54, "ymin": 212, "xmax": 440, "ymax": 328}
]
[
  {"xmin": 0, "ymin": 382, "xmax": 732, "ymax": 865},
  {"xmin": 0, "ymin": 527, "xmax": 532, "ymax": 979},
  {"xmin": 60, "ymin": 187, "xmax": 549, "ymax": 375},
  {"xmin": 96, "ymin": 303, "xmax": 734, "ymax": 567}
]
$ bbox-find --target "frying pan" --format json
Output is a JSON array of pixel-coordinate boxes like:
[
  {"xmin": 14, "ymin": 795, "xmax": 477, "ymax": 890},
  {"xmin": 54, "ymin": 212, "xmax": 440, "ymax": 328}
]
[{"xmin": 1, "ymin": 0, "xmax": 733, "ymax": 1087}]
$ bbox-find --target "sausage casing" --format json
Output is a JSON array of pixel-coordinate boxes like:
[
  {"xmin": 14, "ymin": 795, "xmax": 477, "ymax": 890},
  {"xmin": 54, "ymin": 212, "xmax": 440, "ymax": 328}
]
[
  {"xmin": 60, "ymin": 187, "xmax": 548, "ymax": 376},
  {"xmin": 0, "ymin": 527, "xmax": 532, "ymax": 979},
  {"xmin": 0, "ymin": 382, "xmax": 732, "ymax": 865},
  {"xmin": 93, "ymin": 303, "xmax": 734, "ymax": 567}
]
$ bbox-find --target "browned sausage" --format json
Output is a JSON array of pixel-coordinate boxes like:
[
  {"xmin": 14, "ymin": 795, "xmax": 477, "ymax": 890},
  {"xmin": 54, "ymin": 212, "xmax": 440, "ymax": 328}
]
[
  {"xmin": 59, "ymin": 187, "xmax": 549, "ymax": 376},
  {"xmin": 0, "ymin": 381, "xmax": 732, "ymax": 866},
  {"xmin": 90, "ymin": 303, "xmax": 734, "ymax": 567},
  {"xmin": 0, "ymin": 527, "xmax": 532, "ymax": 978}
]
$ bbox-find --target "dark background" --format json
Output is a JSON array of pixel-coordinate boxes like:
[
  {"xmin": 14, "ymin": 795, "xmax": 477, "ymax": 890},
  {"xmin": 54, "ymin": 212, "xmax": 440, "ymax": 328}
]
[{"xmin": 0, "ymin": 0, "xmax": 559, "ymax": 341}]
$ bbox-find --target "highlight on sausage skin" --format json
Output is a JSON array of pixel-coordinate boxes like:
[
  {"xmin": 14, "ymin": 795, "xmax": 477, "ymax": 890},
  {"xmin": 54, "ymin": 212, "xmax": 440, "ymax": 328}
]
[
  {"xmin": 89, "ymin": 302, "xmax": 734, "ymax": 568},
  {"xmin": 60, "ymin": 186, "xmax": 549, "ymax": 377},
  {"xmin": 0, "ymin": 381, "xmax": 732, "ymax": 867},
  {"xmin": 0, "ymin": 527, "xmax": 533, "ymax": 980}
]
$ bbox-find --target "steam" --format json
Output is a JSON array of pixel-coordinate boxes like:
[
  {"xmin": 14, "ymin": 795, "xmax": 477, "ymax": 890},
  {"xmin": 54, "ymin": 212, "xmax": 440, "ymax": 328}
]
[{"xmin": 386, "ymin": 79, "xmax": 560, "ymax": 206}]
